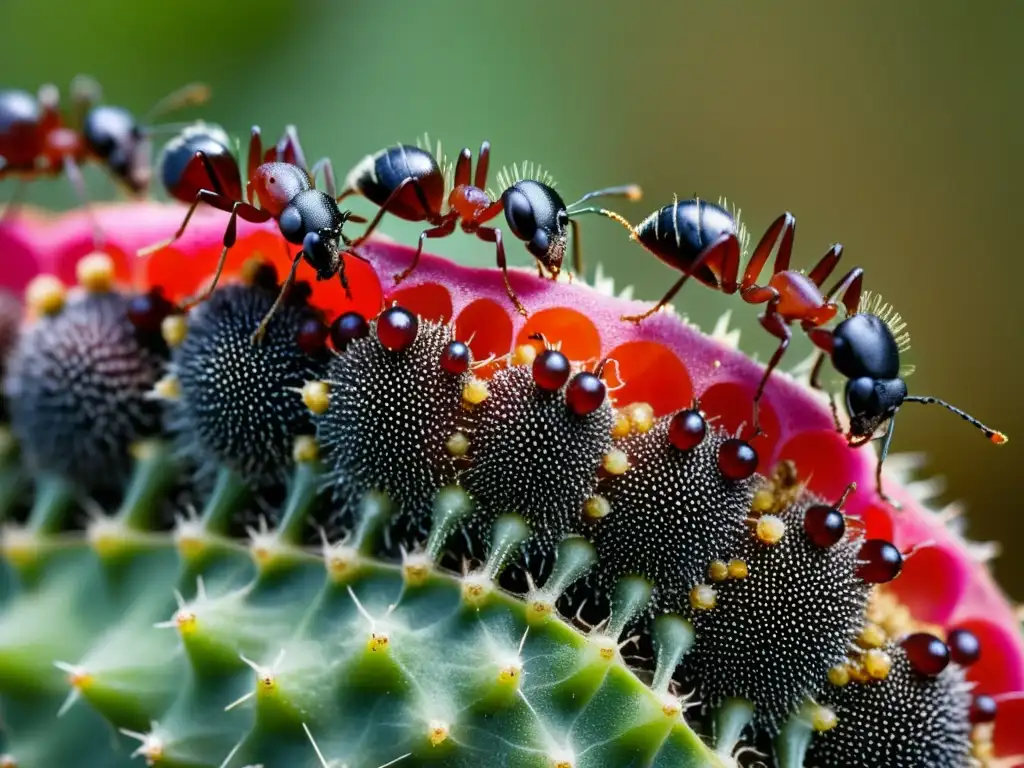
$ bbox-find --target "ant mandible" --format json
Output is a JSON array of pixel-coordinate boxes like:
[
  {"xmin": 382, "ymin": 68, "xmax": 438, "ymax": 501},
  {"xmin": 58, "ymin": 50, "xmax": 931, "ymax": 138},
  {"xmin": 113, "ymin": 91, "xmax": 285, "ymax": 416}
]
[
  {"xmin": 337, "ymin": 140, "xmax": 641, "ymax": 315},
  {"xmin": 143, "ymin": 123, "xmax": 366, "ymax": 342},
  {"xmin": 0, "ymin": 76, "xmax": 209, "ymax": 240},
  {"xmin": 588, "ymin": 197, "xmax": 1007, "ymax": 505}
]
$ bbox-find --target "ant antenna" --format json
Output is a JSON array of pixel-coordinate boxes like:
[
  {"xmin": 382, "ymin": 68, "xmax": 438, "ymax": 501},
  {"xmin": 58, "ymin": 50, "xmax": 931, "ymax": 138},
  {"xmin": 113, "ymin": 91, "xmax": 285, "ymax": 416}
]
[
  {"xmin": 142, "ymin": 83, "xmax": 211, "ymax": 124},
  {"xmin": 903, "ymin": 396, "xmax": 1008, "ymax": 445},
  {"xmin": 566, "ymin": 184, "xmax": 642, "ymax": 214},
  {"xmin": 567, "ymin": 206, "xmax": 637, "ymax": 236}
]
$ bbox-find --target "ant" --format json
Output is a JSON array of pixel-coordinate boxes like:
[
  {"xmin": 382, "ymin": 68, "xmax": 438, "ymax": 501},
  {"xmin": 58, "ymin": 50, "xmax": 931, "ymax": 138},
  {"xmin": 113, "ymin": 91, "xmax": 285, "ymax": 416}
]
[
  {"xmin": 143, "ymin": 123, "xmax": 366, "ymax": 342},
  {"xmin": 0, "ymin": 76, "xmax": 209, "ymax": 240},
  {"xmin": 588, "ymin": 197, "xmax": 1006, "ymax": 504},
  {"xmin": 337, "ymin": 140, "xmax": 641, "ymax": 315},
  {"xmin": 806, "ymin": 296, "xmax": 1006, "ymax": 506}
]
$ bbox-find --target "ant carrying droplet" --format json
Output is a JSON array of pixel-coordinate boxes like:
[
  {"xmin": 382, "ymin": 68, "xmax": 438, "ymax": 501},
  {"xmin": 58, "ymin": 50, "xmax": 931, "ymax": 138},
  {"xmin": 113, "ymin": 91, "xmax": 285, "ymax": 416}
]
[{"xmin": 337, "ymin": 139, "xmax": 641, "ymax": 315}]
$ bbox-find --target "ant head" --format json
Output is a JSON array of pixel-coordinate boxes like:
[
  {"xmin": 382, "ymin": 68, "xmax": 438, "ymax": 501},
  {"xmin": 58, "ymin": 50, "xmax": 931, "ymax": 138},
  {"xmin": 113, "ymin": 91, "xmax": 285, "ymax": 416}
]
[
  {"xmin": 502, "ymin": 180, "xmax": 570, "ymax": 276},
  {"xmin": 251, "ymin": 162, "xmax": 312, "ymax": 218},
  {"xmin": 82, "ymin": 105, "xmax": 148, "ymax": 193},
  {"xmin": 845, "ymin": 376, "xmax": 907, "ymax": 438},
  {"xmin": 830, "ymin": 313, "xmax": 902, "ymax": 381},
  {"xmin": 158, "ymin": 123, "xmax": 241, "ymax": 205},
  {"xmin": 300, "ymin": 231, "xmax": 340, "ymax": 280}
]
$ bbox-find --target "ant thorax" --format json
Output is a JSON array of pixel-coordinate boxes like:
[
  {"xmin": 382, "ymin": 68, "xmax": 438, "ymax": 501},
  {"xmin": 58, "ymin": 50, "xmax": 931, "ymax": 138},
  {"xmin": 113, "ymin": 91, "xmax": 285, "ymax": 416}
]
[{"xmin": 448, "ymin": 184, "xmax": 492, "ymax": 220}]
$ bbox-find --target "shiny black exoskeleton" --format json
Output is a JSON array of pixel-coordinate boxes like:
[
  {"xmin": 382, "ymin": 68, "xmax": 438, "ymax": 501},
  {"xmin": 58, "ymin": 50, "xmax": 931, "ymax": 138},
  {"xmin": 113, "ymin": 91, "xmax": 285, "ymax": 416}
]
[
  {"xmin": 80, "ymin": 104, "xmax": 149, "ymax": 193},
  {"xmin": 810, "ymin": 311, "xmax": 1006, "ymax": 505},
  {"xmin": 632, "ymin": 198, "xmax": 739, "ymax": 288},
  {"xmin": 277, "ymin": 186, "xmax": 354, "ymax": 282},
  {"xmin": 339, "ymin": 139, "xmax": 641, "ymax": 314},
  {"xmin": 158, "ymin": 122, "xmax": 243, "ymax": 204}
]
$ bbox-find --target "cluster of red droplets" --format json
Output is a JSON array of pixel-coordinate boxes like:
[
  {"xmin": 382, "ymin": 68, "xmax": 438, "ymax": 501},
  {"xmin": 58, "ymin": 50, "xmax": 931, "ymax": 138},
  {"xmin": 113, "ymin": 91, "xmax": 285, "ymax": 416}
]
[{"xmin": 899, "ymin": 628, "xmax": 997, "ymax": 724}]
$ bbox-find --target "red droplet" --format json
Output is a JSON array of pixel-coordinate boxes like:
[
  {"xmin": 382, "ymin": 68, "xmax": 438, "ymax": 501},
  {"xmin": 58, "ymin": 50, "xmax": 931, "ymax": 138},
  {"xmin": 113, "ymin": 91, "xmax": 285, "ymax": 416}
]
[
  {"xmin": 604, "ymin": 341, "xmax": 693, "ymax": 416},
  {"xmin": 126, "ymin": 288, "xmax": 174, "ymax": 334},
  {"xmin": 296, "ymin": 317, "xmax": 328, "ymax": 355},
  {"xmin": 329, "ymin": 311, "xmax": 369, "ymax": 352},
  {"xmin": 856, "ymin": 539, "xmax": 903, "ymax": 583},
  {"xmin": 566, "ymin": 372, "xmax": 606, "ymax": 416},
  {"xmin": 440, "ymin": 340, "xmax": 471, "ymax": 375},
  {"xmin": 717, "ymin": 438, "xmax": 758, "ymax": 481},
  {"xmin": 377, "ymin": 306, "xmax": 418, "ymax": 352},
  {"xmin": 532, "ymin": 349, "xmax": 570, "ymax": 392},
  {"xmin": 668, "ymin": 409, "xmax": 706, "ymax": 452},
  {"xmin": 947, "ymin": 628, "xmax": 982, "ymax": 667},
  {"xmin": 803, "ymin": 504, "xmax": 846, "ymax": 548},
  {"xmin": 970, "ymin": 694, "xmax": 998, "ymax": 724},
  {"xmin": 902, "ymin": 632, "xmax": 951, "ymax": 677}
]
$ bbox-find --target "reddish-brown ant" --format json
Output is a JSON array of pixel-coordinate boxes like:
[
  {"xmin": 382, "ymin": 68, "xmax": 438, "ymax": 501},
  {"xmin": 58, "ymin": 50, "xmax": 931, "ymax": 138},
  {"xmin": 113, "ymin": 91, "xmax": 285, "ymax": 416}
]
[
  {"xmin": 588, "ymin": 197, "xmax": 1006, "ymax": 504},
  {"xmin": 142, "ymin": 124, "xmax": 365, "ymax": 342},
  {"xmin": 0, "ymin": 77, "xmax": 209, "ymax": 239},
  {"xmin": 338, "ymin": 140, "xmax": 641, "ymax": 315}
]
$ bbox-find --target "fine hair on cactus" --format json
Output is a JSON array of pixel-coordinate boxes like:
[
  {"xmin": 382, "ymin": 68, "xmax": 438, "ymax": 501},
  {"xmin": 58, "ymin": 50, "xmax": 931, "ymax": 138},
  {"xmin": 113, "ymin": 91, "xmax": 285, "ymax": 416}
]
[{"xmin": 0, "ymin": 122, "xmax": 1021, "ymax": 768}]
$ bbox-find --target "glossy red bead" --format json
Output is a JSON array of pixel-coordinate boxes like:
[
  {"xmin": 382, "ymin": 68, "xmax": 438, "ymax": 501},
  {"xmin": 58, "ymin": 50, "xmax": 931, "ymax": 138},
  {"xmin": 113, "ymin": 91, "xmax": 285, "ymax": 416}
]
[
  {"xmin": 126, "ymin": 289, "xmax": 174, "ymax": 334},
  {"xmin": 855, "ymin": 539, "xmax": 903, "ymax": 583},
  {"xmin": 946, "ymin": 628, "xmax": 981, "ymax": 667},
  {"xmin": 330, "ymin": 311, "xmax": 369, "ymax": 352},
  {"xmin": 803, "ymin": 504, "xmax": 846, "ymax": 548},
  {"xmin": 969, "ymin": 694, "xmax": 998, "ymax": 724},
  {"xmin": 901, "ymin": 632, "xmax": 950, "ymax": 677},
  {"xmin": 566, "ymin": 372, "xmax": 606, "ymax": 416},
  {"xmin": 668, "ymin": 409, "xmax": 706, "ymax": 452},
  {"xmin": 296, "ymin": 318, "xmax": 328, "ymax": 355},
  {"xmin": 440, "ymin": 340, "xmax": 472, "ymax": 375},
  {"xmin": 532, "ymin": 349, "xmax": 571, "ymax": 392},
  {"xmin": 717, "ymin": 438, "xmax": 758, "ymax": 481},
  {"xmin": 377, "ymin": 307, "xmax": 418, "ymax": 352}
]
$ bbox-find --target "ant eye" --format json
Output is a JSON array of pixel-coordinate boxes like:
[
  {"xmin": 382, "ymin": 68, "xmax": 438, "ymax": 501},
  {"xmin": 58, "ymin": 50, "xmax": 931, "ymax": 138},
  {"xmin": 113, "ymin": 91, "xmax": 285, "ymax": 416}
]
[{"xmin": 269, "ymin": 176, "xmax": 276, "ymax": 185}]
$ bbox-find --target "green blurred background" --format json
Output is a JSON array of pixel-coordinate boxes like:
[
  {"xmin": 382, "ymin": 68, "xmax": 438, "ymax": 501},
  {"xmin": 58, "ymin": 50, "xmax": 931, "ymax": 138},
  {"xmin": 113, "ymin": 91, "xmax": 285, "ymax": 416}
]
[{"xmin": 2, "ymin": 1, "xmax": 1021, "ymax": 596}]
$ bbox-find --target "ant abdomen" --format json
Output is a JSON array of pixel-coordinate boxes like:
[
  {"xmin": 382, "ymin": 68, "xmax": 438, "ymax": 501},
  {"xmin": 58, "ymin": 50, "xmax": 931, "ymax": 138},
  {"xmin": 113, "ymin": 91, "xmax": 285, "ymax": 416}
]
[
  {"xmin": 636, "ymin": 199, "xmax": 737, "ymax": 285},
  {"xmin": 0, "ymin": 90, "xmax": 44, "ymax": 167},
  {"xmin": 250, "ymin": 162, "xmax": 312, "ymax": 217},
  {"xmin": 351, "ymin": 144, "xmax": 444, "ymax": 220},
  {"xmin": 159, "ymin": 123, "xmax": 242, "ymax": 204}
]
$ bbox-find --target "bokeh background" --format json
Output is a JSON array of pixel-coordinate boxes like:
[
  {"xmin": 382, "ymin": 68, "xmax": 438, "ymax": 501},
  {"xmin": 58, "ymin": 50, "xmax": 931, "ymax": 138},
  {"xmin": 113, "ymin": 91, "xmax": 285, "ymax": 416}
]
[{"xmin": 2, "ymin": 0, "xmax": 1021, "ymax": 596}]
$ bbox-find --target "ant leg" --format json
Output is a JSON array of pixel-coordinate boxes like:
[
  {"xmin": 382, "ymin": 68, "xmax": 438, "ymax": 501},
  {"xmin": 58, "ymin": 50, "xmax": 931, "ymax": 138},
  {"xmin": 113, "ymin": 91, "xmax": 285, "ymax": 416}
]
[
  {"xmin": 807, "ymin": 351, "xmax": 844, "ymax": 432},
  {"xmin": 246, "ymin": 127, "xmax": 263, "ymax": 204},
  {"xmin": 142, "ymin": 83, "xmax": 210, "ymax": 123},
  {"xmin": 180, "ymin": 201, "xmax": 272, "ymax": 311},
  {"xmin": 750, "ymin": 302, "xmax": 792, "ymax": 436},
  {"xmin": 62, "ymin": 155, "xmax": 105, "ymax": 248},
  {"xmin": 621, "ymin": 233, "xmax": 741, "ymax": 324},
  {"xmin": 568, "ymin": 218, "xmax": 584, "ymax": 277},
  {"xmin": 474, "ymin": 141, "xmax": 491, "ymax": 189},
  {"xmin": 453, "ymin": 147, "xmax": 472, "ymax": 188},
  {"xmin": 275, "ymin": 125, "xmax": 308, "ymax": 172},
  {"xmin": 337, "ymin": 256, "xmax": 352, "ymax": 300},
  {"xmin": 348, "ymin": 177, "xmax": 436, "ymax": 247},
  {"xmin": 310, "ymin": 157, "xmax": 337, "ymax": 198},
  {"xmin": 807, "ymin": 244, "xmax": 844, "ymax": 287},
  {"xmin": 741, "ymin": 212, "xmax": 795, "ymax": 291},
  {"xmin": 823, "ymin": 267, "xmax": 864, "ymax": 316},
  {"xmin": 0, "ymin": 177, "xmax": 27, "ymax": 226},
  {"xmin": 872, "ymin": 416, "xmax": 901, "ymax": 509},
  {"xmin": 251, "ymin": 251, "xmax": 303, "ymax": 344},
  {"xmin": 477, "ymin": 226, "xmax": 527, "ymax": 316},
  {"xmin": 137, "ymin": 189, "xmax": 236, "ymax": 257},
  {"xmin": 395, "ymin": 218, "xmax": 458, "ymax": 285}
]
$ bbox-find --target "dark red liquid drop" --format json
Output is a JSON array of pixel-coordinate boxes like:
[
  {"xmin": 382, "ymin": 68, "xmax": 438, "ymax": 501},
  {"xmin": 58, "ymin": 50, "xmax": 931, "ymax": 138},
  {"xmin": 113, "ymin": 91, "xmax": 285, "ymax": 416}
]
[
  {"xmin": 803, "ymin": 504, "xmax": 846, "ymax": 548},
  {"xmin": 377, "ymin": 306, "xmax": 419, "ymax": 352},
  {"xmin": 330, "ymin": 311, "xmax": 370, "ymax": 352},
  {"xmin": 532, "ymin": 349, "xmax": 571, "ymax": 392},
  {"xmin": 946, "ymin": 628, "xmax": 981, "ymax": 667},
  {"xmin": 566, "ymin": 372, "xmax": 606, "ymax": 416},
  {"xmin": 718, "ymin": 438, "xmax": 758, "ymax": 481},
  {"xmin": 970, "ymin": 694, "xmax": 998, "ymax": 724},
  {"xmin": 296, "ymin": 318, "xmax": 328, "ymax": 355},
  {"xmin": 902, "ymin": 632, "xmax": 951, "ymax": 677},
  {"xmin": 126, "ymin": 289, "xmax": 174, "ymax": 334},
  {"xmin": 440, "ymin": 340, "xmax": 472, "ymax": 375},
  {"xmin": 668, "ymin": 409, "xmax": 706, "ymax": 452},
  {"xmin": 855, "ymin": 539, "xmax": 903, "ymax": 583}
]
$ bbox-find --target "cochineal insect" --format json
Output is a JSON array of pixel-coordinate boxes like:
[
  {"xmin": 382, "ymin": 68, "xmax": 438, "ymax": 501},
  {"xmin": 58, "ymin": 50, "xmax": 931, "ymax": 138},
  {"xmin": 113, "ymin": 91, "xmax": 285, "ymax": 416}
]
[
  {"xmin": 589, "ymin": 197, "xmax": 1007, "ymax": 505},
  {"xmin": 337, "ymin": 140, "xmax": 642, "ymax": 315},
  {"xmin": 0, "ymin": 76, "xmax": 209, "ymax": 241},
  {"xmin": 143, "ymin": 123, "xmax": 367, "ymax": 342}
]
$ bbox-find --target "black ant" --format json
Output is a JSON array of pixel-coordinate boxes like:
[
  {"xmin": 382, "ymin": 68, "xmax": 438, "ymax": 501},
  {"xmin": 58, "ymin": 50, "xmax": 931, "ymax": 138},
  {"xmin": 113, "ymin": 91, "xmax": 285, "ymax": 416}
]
[
  {"xmin": 337, "ymin": 139, "xmax": 641, "ymax": 315},
  {"xmin": 587, "ymin": 197, "xmax": 1006, "ymax": 504},
  {"xmin": 143, "ymin": 124, "xmax": 366, "ymax": 342},
  {"xmin": 0, "ymin": 76, "xmax": 209, "ymax": 240},
  {"xmin": 806, "ymin": 296, "xmax": 1007, "ymax": 506}
]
